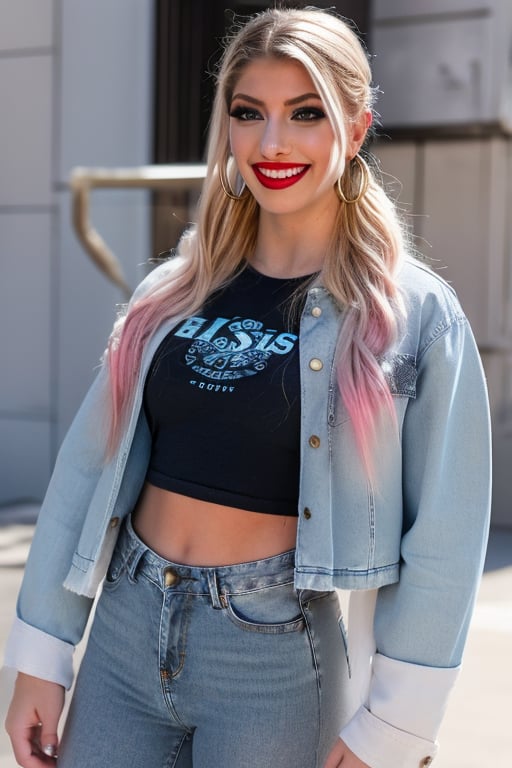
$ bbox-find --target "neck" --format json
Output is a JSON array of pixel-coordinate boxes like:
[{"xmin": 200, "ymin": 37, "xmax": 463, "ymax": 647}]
[{"xmin": 251, "ymin": 204, "xmax": 338, "ymax": 279}]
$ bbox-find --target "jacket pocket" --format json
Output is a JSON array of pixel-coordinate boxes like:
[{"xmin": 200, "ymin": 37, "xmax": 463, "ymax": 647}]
[
  {"xmin": 381, "ymin": 353, "xmax": 417, "ymax": 398},
  {"xmin": 328, "ymin": 353, "xmax": 417, "ymax": 427}
]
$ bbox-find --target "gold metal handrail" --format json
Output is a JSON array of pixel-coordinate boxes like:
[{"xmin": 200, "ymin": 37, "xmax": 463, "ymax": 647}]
[{"xmin": 70, "ymin": 164, "xmax": 207, "ymax": 298}]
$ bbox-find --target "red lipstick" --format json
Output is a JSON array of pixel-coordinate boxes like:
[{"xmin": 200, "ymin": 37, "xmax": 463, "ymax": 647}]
[{"xmin": 252, "ymin": 162, "xmax": 310, "ymax": 190}]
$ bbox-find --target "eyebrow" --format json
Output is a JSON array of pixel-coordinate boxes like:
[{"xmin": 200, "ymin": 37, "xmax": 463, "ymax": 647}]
[{"xmin": 230, "ymin": 92, "xmax": 322, "ymax": 107}]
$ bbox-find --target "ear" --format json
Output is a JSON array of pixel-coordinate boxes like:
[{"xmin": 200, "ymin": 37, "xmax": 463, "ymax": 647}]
[{"xmin": 346, "ymin": 109, "xmax": 372, "ymax": 160}]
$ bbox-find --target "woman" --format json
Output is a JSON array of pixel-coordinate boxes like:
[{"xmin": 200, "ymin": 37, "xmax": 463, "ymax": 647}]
[{"xmin": 4, "ymin": 7, "xmax": 491, "ymax": 768}]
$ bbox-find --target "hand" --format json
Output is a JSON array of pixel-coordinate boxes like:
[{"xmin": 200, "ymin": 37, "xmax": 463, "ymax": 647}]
[
  {"xmin": 324, "ymin": 737, "xmax": 371, "ymax": 768},
  {"xmin": 5, "ymin": 672, "xmax": 65, "ymax": 767}
]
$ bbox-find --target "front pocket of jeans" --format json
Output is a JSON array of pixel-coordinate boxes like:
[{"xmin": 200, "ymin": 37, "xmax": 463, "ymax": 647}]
[{"xmin": 225, "ymin": 581, "xmax": 305, "ymax": 634}]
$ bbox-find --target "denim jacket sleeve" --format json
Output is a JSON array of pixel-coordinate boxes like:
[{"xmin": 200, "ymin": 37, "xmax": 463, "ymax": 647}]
[
  {"xmin": 340, "ymin": 314, "xmax": 492, "ymax": 767},
  {"xmin": 4, "ymin": 364, "xmax": 110, "ymax": 688},
  {"xmin": 3, "ymin": 257, "xmax": 186, "ymax": 689}
]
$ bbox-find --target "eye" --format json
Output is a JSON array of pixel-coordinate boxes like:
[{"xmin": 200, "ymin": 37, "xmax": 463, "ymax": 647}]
[
  {"xmin": 229, "ymin": 105, "xmax": 263, "ymax": 121},
  {"xmin": 292, "ymin": 107, "xmax": 326, "ymax": 121}
]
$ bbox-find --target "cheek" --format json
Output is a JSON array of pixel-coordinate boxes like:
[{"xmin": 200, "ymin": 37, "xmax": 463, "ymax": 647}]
[
  {"xmin": 228, "ymin": 131, "xmax": 255, "ymax": 188},
  {"xmin": 298, "ymin": 125, "xmax": 336, "ymax": 160},
  {"xmin": 229, "ymin": 125, "xmax": 250, "ymax": 164}
]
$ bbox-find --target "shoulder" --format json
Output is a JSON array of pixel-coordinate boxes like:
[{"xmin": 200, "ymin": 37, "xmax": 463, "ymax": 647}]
[
  {"xmin": 128, "ymin": 254, "xmax": 188, "ymax": 308},
  {"xmin": 397, "ymin": 256, "xmax": 468, "ymax": 357},
  {"xmin": 399, "ymin": 255, "xmax": 466, "ymax": 322},
  {"xmin": 399, "ymin": 256, "xmax": 462, "ymax": 310}
]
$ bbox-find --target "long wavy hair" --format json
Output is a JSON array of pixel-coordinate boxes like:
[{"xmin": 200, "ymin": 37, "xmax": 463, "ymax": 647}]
[{"xmin": 105, "ymin": 7, "xmax": 406, "ymax": 473}]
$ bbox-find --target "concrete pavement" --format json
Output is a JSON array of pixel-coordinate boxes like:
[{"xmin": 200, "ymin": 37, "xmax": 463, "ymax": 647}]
[{"xmin": 0, "ymin": 503, "xmax": 511, "ymax": 767}]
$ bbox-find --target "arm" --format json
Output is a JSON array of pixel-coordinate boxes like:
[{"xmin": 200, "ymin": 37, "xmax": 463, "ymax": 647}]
[
  {"xmin": 2, "ymin": 370, "xmax": 107, "ymax": 764},
  {"xmin": 340, "ymin": 317, "xmax": 491, "ymax": 767},
  {"xmin": 3, "ymin": 362, "xmax": 110, "ymax": 687},
  {"xmin": 4, "ymin": 257, "xmax": 189, "ymax": 765},
  {"xmin": 3, "ymin": 256, "xmax": 187, "ymax": 686}
]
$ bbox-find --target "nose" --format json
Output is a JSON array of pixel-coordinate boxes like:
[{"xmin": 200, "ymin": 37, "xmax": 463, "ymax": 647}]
[{"xmin": 260, "ymin": 119, "xmax": 291, "ymax": 158}]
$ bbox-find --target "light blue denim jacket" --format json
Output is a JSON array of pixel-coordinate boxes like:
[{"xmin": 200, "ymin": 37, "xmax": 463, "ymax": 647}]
[{"xmin": 5, "ymin": 256, "xmax": 491, "ymax": 768}]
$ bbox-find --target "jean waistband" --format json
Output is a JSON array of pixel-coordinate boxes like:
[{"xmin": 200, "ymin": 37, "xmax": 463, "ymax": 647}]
[{"xmin": 116, "ymin": 514, "xmax": 296, "ymax": 602}]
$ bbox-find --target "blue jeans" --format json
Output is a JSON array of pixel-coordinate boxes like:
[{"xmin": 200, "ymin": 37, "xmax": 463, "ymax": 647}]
[{"xmin": 57, "ymin": 516, "xmax": 350, "ymax": 768}]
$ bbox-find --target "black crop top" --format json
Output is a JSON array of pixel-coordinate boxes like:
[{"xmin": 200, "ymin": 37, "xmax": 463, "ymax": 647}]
[{"xmin": 143, "ymin": 265, "xmax": 312, "ymax": 516}]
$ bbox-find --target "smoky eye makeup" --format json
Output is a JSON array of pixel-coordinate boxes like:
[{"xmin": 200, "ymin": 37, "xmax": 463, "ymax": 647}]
[
  {"xmin": 229, "ymin": 105, "xmax": 262, "ymax": 120},
  {"xmin": 229, "ymin": 104, "xmax": 326, "ymax": 122},
  {"xmin": 291, "ymin": 106, "xmax": 327, "ymax": 120}
]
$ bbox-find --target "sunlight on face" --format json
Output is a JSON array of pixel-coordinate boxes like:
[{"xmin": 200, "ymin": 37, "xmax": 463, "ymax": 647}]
[{"xmin": 229, "ymin": 57, "xmax": 340, "ymax": 221}]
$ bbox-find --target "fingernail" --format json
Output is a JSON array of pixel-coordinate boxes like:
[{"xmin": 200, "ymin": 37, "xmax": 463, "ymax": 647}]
[{"xmin": 42, "ymin": 744, "xmax": 58, "ymax": 758}]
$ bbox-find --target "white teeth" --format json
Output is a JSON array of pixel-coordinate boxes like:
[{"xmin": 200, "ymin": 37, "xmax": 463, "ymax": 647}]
[{"xmin": 258, "ymin": 166, "xmax": 306, "ymax": 179}]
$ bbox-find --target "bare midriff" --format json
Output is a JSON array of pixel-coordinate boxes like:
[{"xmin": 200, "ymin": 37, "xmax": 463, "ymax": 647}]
[{"xmin": 131, "ymin": 482, "xmax": 298, "ymax": 566}]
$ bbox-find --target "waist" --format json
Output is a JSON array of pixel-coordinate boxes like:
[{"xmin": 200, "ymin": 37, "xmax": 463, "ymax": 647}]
[
  {"xmin": 118, "ymin": 513, "xmax": 296, "ymax": 593},
  {"xmin": 132, "ymin": 483, "xmax": 298, "ymax": 566}
]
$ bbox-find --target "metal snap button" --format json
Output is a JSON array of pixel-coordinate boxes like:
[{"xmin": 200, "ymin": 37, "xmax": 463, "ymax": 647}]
[
  {"xmin": 164, "ymin": 568, "xmax": 181, "ymax": 588},
  {"xmin": 109, "ymin": 517, "xmax": 120, "ymax": 529},
  {"xmin": 308, "ymin": 435, "xmax": 321, "ymax": 449},
  {"xmin": 309, "ymin": 358, "xmax": 323, "ymax": 371},
  {"xmin": 311, "ymin": 306, "xmax": 322, "ymax": 317},
  {"xmin": 419, "ymin": 758, "xmax": 433, "ymax": 768},
  {"xmin": 303, "ymin": 507, "xmax": 312, "ymax": 520}
]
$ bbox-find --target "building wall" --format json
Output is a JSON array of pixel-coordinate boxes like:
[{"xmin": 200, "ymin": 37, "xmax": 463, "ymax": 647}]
[
  {"xmin": 0, "ymin": 0, "xmax": 154, "ymax": 504},
  {"xmin": 371, "ymin": 0, "xmax": 512, "ymax": 526},
  {"xmin": 0, "ymin": 0, "xmax": 56, "ymax": 502},
  {"xmin": 374, "ymin": 136, "xmax": 512, "ymax": 527}
]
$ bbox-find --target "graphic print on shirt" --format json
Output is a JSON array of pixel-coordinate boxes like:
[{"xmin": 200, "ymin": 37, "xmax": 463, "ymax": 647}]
[{"xmin": 174, "ymin": 314, "xmax": 298, "ymax": 389}]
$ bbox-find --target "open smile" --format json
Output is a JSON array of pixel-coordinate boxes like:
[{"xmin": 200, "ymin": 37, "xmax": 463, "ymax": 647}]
[{"xmin": 252, "ymin": 162, "xmax": 310, "ymax": 190}]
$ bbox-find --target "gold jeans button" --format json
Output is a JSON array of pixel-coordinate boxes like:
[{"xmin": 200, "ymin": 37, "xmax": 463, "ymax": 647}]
[{"xmin": 164, "ymin": 568, "xmax": 181, "ymax": 588}]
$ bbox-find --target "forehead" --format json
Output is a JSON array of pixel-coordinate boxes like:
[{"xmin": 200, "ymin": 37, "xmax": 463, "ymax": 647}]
[{"xmin": 231, "ymin": 57, "xmax": 319, "ymax": 101}]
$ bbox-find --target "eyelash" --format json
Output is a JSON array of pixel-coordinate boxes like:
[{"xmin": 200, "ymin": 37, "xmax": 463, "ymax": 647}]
[
  {"xmin": 229, "ymin": 106, "xmax": 326, "ymax": 122},
  {"xmin": 229, "ymin": 106, "xmax": 262, "ymax": 121},
  {"xmin": 292, "ymin": 107, "xmax": 326, "ymax": 121}
]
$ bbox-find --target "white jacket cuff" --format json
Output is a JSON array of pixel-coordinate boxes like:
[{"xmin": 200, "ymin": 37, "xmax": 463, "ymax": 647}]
[
  {"xmin": 340, "ymin": 653, "xmax": 460, "ymax": 768},
  {"xmin": 340, "ymin": 705, "xmax": 437, "ymax": 768},
  {"xmin": 369, "ymin": 653, "xmax": 460, "ymax": 739},
  {"xmin": 3, "ymin": 616, "xmax": 75, "ymax": 690}
]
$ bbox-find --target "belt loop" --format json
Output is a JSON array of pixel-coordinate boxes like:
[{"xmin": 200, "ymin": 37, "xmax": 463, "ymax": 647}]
[
  {"xmin": 126, "ymin": 542, "xmax": 145, "ymax": 582},
  {"xmin": 207, "ymin": 570, "xmax": 223, "ymax": 609}
]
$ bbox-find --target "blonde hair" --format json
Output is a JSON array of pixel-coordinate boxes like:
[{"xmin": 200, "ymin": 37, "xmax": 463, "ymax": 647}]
[{"xmin": 106, "ymin": 7, "xmax": 406, "ymax": 472}]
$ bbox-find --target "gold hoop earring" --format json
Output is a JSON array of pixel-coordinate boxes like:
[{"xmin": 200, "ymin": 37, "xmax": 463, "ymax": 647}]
[
  {"xmin": 336, "ymin": 154, "xmax": 370, "ymax": 204},
  {"xmin": 219, "ymin": 160, "xmax": 247, "ymax": 201}
]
